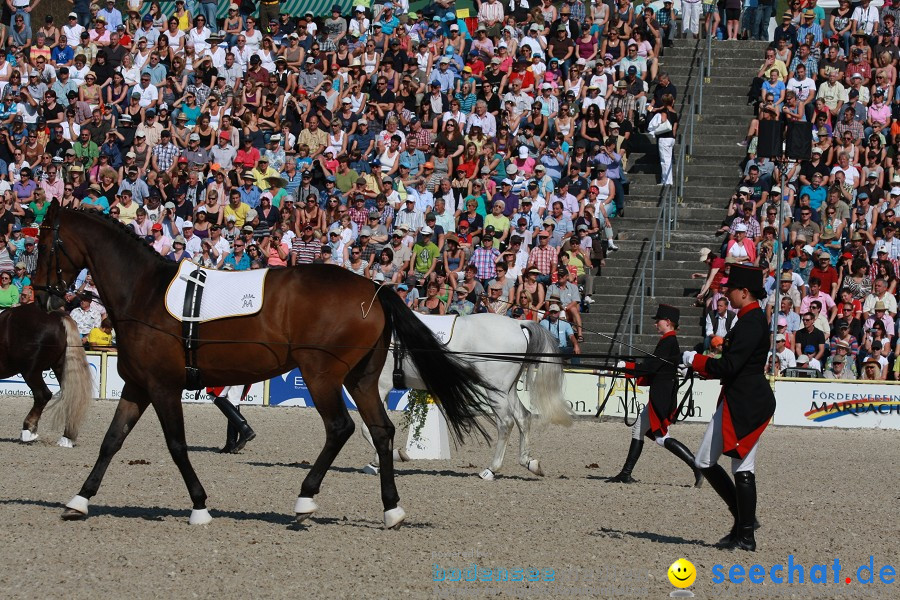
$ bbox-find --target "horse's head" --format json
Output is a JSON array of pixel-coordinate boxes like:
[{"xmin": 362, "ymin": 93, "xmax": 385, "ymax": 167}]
[{"xmin": 33, "ymin": 201, "xmax": 87, "ymax": 312}]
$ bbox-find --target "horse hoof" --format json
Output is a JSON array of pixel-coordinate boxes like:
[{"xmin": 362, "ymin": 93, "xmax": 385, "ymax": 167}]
[
  {"xmin": 362, "ymin": 463, "xmax": 380, "ymax": 475},
  {"xmin": 294, "ymin": 496, "xmax": 318, "ymax": 522},
  {"xmin": 61, "ymin": 508, "xmax": 88, "ymax": 521},
  {"xmin": 20, "ymin": 430, "xmax": 38, "ymax": 443},
  {"xmin": 393, "ymin": 448, "xmax": 411, "ymax": 462},
  {"xmin": 62, "ymin": 495, "xmax": 89, "ymax": 520},
  {"xmin": 527, "ymin": 459, "xmax": 544, "ymax": 477},
  {"xmin": 57, "ymin": 436, "xmax": 74, "ymax": 448},
  {"xmin": 479, "ymin": 469, "xmax": 495, "ymax": 481},
  {"xmin": 384, "ymin": 506, "xmax": 406, "ymax": 529},
  {"xmin": 189, "ymin": 508, "xmax": 213, "ymax": 525}
]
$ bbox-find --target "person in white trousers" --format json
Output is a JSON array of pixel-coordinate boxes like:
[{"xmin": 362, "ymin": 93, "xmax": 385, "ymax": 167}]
[
  {"xmin": 649, "ymin": 94, "xmax": 679, "ymax": 186},
  {"xmin": 682, "ymin": 0, "xmax": 702, "ymax": 38}
]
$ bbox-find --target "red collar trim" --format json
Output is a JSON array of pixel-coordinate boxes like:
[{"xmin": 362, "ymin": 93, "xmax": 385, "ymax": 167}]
[
  {"xmin": 661, "ymin": 330, "xmax": 678, "ymax": 339},
  {"xmin": 737, "ymin": 301, "xmax": 759, "ymax": 318}
]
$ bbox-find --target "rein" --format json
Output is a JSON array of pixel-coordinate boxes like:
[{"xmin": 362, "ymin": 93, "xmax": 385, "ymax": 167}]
[{"xmin": 34, "ymin": 210, "xmax": 77, "ymax": 302}]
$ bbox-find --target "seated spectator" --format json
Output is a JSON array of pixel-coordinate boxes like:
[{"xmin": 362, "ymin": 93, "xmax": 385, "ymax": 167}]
[
  {"xmin": 540, "ymin": 302, "xmax": 580, "ymax": 363},
  {"xmin": 825, "ymin": 354, "xmax": 855, "ymax": 380},
  {"xmin": 859, "ymin": 355, "xmax": 886, "ymax": 381}
]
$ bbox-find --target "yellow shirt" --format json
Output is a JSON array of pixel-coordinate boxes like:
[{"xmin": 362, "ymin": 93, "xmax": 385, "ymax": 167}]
[
  {"xmin": 760, "ymin": 59, "xmax": 788, "ymax": 81},
  {"xmin": 224, "ymin": 202, "xmax": 251, "ymax": 227},
  {"xmin": 252, "ymin": 166, "xmax": 280, "ymax": 191},
  {"xmin": 87, "ymin": 327, "xmax": 113, "ymax": 348},
  {"xmin": 117, "ymin": 200, "xmax": 139, "ymax": 225}
]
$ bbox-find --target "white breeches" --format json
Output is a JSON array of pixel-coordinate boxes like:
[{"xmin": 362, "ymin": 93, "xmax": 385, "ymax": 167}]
[{"xmin": 694, "ymin": 403, "xmax": 758, "ymax": 474}]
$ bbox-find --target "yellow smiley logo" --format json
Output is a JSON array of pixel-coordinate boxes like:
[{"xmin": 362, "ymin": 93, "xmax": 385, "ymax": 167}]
[{"xmin": 667, "ymin": 558, "xmax": 696, "ymax": 589}]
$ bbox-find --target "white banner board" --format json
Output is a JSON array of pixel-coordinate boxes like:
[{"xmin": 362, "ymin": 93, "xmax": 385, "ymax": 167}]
[
  {"xmin": 773, "ymin": 380, "xmax": 900, "ymax": 429},
  {"xmin": 104, "ymin": 355, "xmax": 265, "ymax": 405}
]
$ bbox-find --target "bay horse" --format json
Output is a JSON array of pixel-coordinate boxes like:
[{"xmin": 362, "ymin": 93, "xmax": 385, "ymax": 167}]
[
  {"xmin": 0, "ymin": 303, "xmax": 92, "ymax": 447},
  {"xmin": 33, "ymin": 202, "xmax": 492, "ymax": 528},
  {"xmin": 361, "ymin": 313, "xmax": 573, "ymax": 479}
]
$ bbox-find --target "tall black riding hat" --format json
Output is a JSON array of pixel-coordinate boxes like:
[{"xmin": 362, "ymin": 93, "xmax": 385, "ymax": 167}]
[
  {"xmin": 652, "ymin": 304, "xmax": 680, "ymax": 324},
  {"xmin": 727, "ymin": 264, "xmax": 765, "ymax": 293}
]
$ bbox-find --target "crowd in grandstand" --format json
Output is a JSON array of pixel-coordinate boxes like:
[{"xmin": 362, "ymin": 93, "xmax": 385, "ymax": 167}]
[
  {"xmin": 701, "ymin": 0, "xmax": 900, "ymax": 380},
  {"xmin": 0, "ymin": 0, "xmax": 689, "ymax": 360}
]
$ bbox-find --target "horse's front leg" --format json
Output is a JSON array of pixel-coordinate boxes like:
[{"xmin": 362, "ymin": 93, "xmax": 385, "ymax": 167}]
[{"xmin": 62, "ymin": 384, "xmax": 150, "ymax": 520}]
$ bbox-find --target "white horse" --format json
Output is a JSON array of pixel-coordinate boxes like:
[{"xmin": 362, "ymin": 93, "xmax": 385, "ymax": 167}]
[{"xmin": 360, "ymin": 313, "xmax": 573, "ymax": 480}]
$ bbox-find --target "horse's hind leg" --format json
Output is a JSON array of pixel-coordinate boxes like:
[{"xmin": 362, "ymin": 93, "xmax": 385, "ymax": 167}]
[
  {"xmin": 481, "ymin": 398, "xmax": 514, "ymax": 481},
  {"xmin": 347, "ymin": 360, "xmax": 405, "ymax": 528},
  {"xmin": 511, "ymin": 392, "xmax": 543, "ymax": 477},
  {"xmin": 294, "ymin": 371, "xmax": 356, "ymax": 523},
  {"xmin": 21, "ymin": 370, "xmax": 52, "ymax": 443},
  {"xmin": 62, "ymin": 383, "xmax": 150, "ymax": 520}
]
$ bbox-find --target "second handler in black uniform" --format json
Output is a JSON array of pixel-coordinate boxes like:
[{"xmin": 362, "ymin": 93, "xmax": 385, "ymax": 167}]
[
  {"xmin": 608, "ymin": 304, "xmax": 702, "ymax": 486},
  {"xmin": 683, "ymin": 265, "xmax": 776, "ymax": 552}
]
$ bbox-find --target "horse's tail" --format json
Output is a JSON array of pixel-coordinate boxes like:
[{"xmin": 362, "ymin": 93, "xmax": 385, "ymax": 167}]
[
  {"xmin": 378, "ymin": 289, "xmax": 492, "ymax": 444},
  {"xmin": 45, "ymin": 316, "xmax": 93, "ymax": 440},
  {"xmin": 520, "ymin": 322, "xmax": 573, "ymax": 427}
]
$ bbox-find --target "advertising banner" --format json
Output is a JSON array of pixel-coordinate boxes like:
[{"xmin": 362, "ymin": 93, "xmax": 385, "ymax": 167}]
[
  {"xmin": 104, "ymin": 355, "xmax": 265, "ymax": 405},
  {"xmin": 598, "ymin": 375, "xmax": 721, "ymax": 424},
  {"xmin": 0, "ymin": 353, "xmax": 102, "ymax": 399},
  {"xmin": 267, "ymin": 368, "xmax": 355, "ymax": 408},
  {"xmin": 773, "ymin": 380, "xmax": 900, "ymax": 430}
]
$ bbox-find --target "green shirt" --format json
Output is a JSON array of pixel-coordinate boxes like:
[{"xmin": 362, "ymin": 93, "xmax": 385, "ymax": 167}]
[
  {"xmin": 334, "ymin": 168, "xmax": 359, "ymax": 194},
  {"xmin": 0, "ymin": 285, "xmax": 19, "ymax": 308},
  {"xmin": 412, "ymin": 241, "xmax": 440, "ymax": 274}
]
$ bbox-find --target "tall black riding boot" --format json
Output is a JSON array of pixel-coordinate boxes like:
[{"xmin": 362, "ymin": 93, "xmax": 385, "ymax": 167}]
[
  {"xmin": 607, "ymin": 439, "xmax": 643, "ymax": 483},
  {"xmin": 733, "ymin": 471, "xmax": 757, "ymax": 552},
  {"xmin": 663, "ymin": 438, "xmax": 704, "ymax": 488},
  {"xmin": 213, "ymin": 396, "xmax": 256, "ymax": 453},
  {"xmin": 700, "ymin": 464, "xmax": 739, "ymax": 546},
  {"xmin": 219, "ymin": 419, "xmax": 238, "ymax": 454}
]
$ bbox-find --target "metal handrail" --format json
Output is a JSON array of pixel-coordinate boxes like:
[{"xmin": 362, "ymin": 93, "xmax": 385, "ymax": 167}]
[{"xmin": 619, "ymin": 34, "xmax": 712, "ymax": 352}]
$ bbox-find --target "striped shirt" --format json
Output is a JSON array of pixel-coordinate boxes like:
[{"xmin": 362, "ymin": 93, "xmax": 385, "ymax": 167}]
[{"xmin": 291, "ymin": 238, "xmax": 321, "ymax": 264}]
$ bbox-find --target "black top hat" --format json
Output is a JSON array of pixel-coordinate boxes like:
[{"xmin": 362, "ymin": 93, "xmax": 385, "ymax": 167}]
[
  {"xmin": 652, "ymin": 304, "xmax": 680, "ymax": 324},
  {"xmin": 727, "ymin": 264, "xmax": 765, "ymax": 293}
]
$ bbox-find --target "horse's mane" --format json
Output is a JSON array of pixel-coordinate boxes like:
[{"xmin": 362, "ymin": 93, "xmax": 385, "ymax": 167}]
[{"xmin": 66, "ymin": 207, "xmax": 173, "ymax": 266}]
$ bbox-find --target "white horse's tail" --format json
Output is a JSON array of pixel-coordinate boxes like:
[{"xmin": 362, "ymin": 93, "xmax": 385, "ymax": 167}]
[
  {"xmin": 45, "ymin": 316, "xmax": 93, "ymax": 440},
  {"xmin": 521, "ymin": 322, "xmax": 573, "ymax": 427}
]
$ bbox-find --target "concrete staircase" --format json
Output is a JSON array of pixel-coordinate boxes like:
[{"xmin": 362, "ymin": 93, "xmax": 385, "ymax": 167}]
[{"xmin": 582, "ymin": 39, "xmax": 769, "ymax": 356}]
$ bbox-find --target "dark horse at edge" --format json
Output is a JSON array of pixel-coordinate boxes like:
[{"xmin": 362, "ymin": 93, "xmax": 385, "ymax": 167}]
[
  {"xmin": 33, "ymin": 202, "xmax": 493, "ymax": 528},
  {"xmin": 0, "ymin": 303, "xmax": 92, "ymax": 447}
]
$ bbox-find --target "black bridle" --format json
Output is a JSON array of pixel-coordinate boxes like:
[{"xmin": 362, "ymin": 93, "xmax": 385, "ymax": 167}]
[{"xmin": 33, "ymin": 208, "xmax": 77, "ymax": 302}]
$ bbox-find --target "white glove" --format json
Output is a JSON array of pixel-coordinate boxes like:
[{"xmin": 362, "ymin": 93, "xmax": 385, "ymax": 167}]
[
  {"xmin": 677, "ymin": 365, "xmax": 689, "ymax": 378},
  {"xmin": 682, "ymin": 351, "xmax": 697, "ymax": 366}
]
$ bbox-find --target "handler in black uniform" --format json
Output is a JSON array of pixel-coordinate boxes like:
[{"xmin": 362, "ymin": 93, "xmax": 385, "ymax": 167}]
[
  {"xmin": 608, "ymin": 304, "xmax": 703, "ymax": 487},
  {"xmin": 683, "ymin": 265, "xmax": 776, "ymax": 552}
]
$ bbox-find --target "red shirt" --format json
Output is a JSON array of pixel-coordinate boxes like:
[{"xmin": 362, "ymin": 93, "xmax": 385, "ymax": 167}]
[
  {"xmin": 810, "ymin": 265, "xmax": 839, "ymax": 295},
  {"xmin": 236, "ymin": 147, "xmax": 260, "ymax": 169}
]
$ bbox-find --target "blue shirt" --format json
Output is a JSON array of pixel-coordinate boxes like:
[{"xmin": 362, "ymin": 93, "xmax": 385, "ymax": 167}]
[
  {"xmin": 51, "ymin": 46, "xmax": 74, "ymax": 65},
  {"xmin": 799, "ymin": 184, "xmax": 827, "ymax": 210},
  {"xmin": 541, "ymin": 318, "xmax": 575, "ymax": 348},
  {"xmin": 224, "ymin": 252, "xmax": 251, "ymax": 271},
  {"xmin": 81, "ymin": 195, "xmax": 110, "ymax": 213},
  {"xmin": 378, "ymin": 15, "xmax": 400, "ymax": 35},
  {"xmin": 238, "ymin": 185, "xmax": 262, "ymax": 209}
]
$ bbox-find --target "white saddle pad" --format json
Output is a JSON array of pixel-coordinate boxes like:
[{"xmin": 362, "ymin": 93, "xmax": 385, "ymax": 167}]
[
  {"xmin": 413, "ymin": 313, "xmax": 458, "ymax": 345},
  {"xmin": 165, "ymin": 261, "xmax": 269, "ymax": 323}
]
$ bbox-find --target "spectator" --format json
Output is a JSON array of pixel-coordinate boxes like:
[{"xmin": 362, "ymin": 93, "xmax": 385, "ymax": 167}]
[
  {"xmin": 540, "ymin": 302, "xmax": 580, "ymax": 362},
  {"xmin": 705, "ymin": 297, "xmax": 736, "ymax": 350}
]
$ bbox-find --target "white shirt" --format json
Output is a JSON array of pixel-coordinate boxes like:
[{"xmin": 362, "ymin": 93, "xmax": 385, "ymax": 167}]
[
  {"xmin": 786, "ymin": 76, "xmax": 816, "ymax": 103},
  {"xmin": 775, "ymin": 347, "xmax": 797, "ymax": 368},
  {"xmin": 135, "ymin": 83, "xmax": 158, "ymax": 107},
  {"xmin": 62, "ymin": 24, "xmax": 85, "ymax": 49}
]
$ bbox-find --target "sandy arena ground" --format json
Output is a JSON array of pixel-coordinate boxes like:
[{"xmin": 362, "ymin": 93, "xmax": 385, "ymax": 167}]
[{"xmin": 0, "ymin": 395, "xmax": 897, "ymax": 600}]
